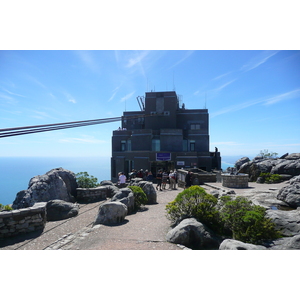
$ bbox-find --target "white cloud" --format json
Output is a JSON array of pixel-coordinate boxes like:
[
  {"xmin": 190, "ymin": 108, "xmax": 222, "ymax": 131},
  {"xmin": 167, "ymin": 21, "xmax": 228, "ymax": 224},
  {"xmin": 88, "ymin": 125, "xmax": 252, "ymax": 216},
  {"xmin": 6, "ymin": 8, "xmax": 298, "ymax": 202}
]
[
  {"xmin": 59, "ymin": 137, "xmax": 106, "ymax": 144},
  {"xmin": 214, "ymin": 79, "xmax": 237, "ymax": 92},
  {"xmin": 241, "ymin": 51, "xmax": 278, "ymax": 72},
  {"xmin": 263, "ymin": 89, "xmax": 300, "ymax": 105},
  {"xmin": 169, "ymin": 51, "xmax": 194, "ymax": 69},
  {"xmin": 120, "ymin": 91, "xmax": 135, "ymax": 102},
  {"xmin": 125, "ymin": 51, "xmax": 149, "ymax": 68},
  {"xmin": 2, "ymin": 88, "xmax": 26, "ymax": 98},
  {"xmin": 213, "ymin": 71, "xmax": 233, "ymax": 80},
  {"xmin": 68, "ymin": 99, "xmax": 77, "ymax": 104}
]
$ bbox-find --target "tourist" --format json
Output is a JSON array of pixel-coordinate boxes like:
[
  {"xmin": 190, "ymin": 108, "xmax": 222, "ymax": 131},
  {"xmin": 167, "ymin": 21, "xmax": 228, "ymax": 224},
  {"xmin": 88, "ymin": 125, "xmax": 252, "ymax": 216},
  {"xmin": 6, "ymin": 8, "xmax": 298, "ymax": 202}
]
[
  {"xmin": 162, "ymin": 170, "xmax": 168, "ymax": 189},
  {"xmin": 156, "ymin": 170, "xmax": 163, "ymax": 191},
  {"xmin": 169, "ymin": 170, "xmax": 177, "ymax": 190},
  {"xmin": 118, "ymin": 172, "xmax": 127, "ymax": 187},
  {"xmin": 146, "ymin": 171, "xmax": 153, "ymax": 182},
  {"xmin": 185, "ymin": 171, "xmax": 192, "ymax": 189}
]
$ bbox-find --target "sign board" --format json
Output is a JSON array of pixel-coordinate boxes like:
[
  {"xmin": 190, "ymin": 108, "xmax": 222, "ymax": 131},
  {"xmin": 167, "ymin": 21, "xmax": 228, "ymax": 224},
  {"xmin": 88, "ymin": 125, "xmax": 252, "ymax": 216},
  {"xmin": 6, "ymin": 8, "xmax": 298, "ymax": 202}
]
[
  {"xmin": 156, "ymin": 153, "xmax": 171, "ymax": 161},
  {"xmin": 177, "ymin": 161, "xmax": 185, "ymax": 166}
]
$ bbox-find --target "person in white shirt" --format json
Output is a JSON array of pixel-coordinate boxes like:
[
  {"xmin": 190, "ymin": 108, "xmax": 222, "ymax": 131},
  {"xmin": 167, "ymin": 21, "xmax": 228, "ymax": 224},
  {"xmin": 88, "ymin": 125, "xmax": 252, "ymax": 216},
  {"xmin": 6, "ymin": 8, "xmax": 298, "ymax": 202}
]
[{"xmin": 119, "ymin": 172, "xmax": 126, "ymax": 184}]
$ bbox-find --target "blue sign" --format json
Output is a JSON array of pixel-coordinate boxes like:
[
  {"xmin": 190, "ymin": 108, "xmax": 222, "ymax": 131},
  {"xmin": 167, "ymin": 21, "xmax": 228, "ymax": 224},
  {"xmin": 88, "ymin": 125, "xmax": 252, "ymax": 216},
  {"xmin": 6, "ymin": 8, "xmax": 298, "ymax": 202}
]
[{"xmin": 156, "ymin": 153, "xmax": 171, "ymax": 161}]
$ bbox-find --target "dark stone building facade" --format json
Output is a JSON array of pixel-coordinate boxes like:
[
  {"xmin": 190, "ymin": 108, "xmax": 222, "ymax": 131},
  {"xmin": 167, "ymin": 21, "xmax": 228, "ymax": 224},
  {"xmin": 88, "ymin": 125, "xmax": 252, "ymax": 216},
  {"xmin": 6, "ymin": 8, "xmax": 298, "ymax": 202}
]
[{"xmin": 111, "ymin": 91, "xmax": 221, "ymax": 181}]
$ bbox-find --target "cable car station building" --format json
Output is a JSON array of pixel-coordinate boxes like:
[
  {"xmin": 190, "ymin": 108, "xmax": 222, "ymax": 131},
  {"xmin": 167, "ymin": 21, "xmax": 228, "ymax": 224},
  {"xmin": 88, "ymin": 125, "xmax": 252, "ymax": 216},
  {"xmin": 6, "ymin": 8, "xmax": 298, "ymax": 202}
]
[{"xmin": 111, "ymin": 91, "xmax": 221, "ymax": 181}]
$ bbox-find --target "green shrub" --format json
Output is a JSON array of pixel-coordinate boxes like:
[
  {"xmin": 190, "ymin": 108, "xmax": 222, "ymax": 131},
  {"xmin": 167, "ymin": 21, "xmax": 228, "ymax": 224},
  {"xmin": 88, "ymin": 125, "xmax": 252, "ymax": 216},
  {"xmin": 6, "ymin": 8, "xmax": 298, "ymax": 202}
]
[
  {"xmin": 0, "ymin": 203, "xmax": 12, "ymax": 211},
  {"xmin": 220, "ymin": 196, "xmax": 282, "ymax": 244},
  {"xmin": 259, "ymin": 172, "xmax": 282, "ymax": 183},
  {"xmin": 76, "ymin": 172, "xmax": 99, "ymax": 188},
  {"xmin": 165, "ymin": 186, "xmax": 220, "ymax": 231},
  {"xmin": 128, "ymin": 186, "xmax": 148, "ymax": 210}
]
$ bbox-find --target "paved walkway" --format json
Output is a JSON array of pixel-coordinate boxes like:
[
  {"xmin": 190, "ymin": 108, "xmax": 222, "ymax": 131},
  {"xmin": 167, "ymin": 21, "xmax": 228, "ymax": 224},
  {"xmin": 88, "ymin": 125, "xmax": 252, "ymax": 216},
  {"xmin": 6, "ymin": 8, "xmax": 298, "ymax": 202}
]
[
  {"xmin": 0, "ymin": 187, "xmax": 186, "ymax": 250},
  {"xmin": 0, "ymin": 181, "xmax": 288, "ymax": 250}
]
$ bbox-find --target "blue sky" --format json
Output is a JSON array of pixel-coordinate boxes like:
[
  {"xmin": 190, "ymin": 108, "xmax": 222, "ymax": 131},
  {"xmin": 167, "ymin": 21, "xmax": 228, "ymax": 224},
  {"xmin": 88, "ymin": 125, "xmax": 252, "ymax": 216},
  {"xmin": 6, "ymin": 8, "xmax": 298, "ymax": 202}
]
[{"xmin": 1, "ymin": 50, "xmax": 300, "ymax": 159}]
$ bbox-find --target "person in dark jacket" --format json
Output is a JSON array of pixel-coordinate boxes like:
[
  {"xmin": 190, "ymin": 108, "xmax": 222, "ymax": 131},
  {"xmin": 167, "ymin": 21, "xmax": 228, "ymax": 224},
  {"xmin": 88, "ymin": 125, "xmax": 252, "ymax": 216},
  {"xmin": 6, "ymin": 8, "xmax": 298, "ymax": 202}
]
[{"xmin": 185, "ymin": 171, "xmax": 193, "ymax": 189}]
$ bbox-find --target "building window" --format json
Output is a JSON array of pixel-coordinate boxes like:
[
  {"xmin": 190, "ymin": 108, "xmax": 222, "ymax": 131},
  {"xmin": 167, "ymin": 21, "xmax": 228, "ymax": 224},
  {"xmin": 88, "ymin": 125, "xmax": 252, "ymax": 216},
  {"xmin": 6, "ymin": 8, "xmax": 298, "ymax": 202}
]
[
  {"xmin": 121, "ymin": 140, "xmax": 126, "ymax": 151},
  {"xmin": 189, "ymin": 140, "xmax": 195, "ymax": 151},
  {"xmin": 152, "ymin": 138, "xmax": 160, "ymax": 151},
  {"xmin": 191, "ymin": 124, "xmax": 201, "ymax": 130},
  {"xmin": 182, "ymin": 139, "xmax": 188, "ymax": 151},
  {"xmin": 127, "ymin": 139, "xmax": 131, "ymax": 151}
]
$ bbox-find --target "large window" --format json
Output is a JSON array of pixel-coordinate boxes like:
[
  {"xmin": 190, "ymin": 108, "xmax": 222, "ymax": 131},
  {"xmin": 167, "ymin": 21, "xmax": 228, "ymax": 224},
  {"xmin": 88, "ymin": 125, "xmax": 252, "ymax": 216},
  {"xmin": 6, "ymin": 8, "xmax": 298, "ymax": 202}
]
[
  {"xmin": 191, "ymin": 124, "xmax": 201, "ymax": 130},
  {"xmin": 121, "ymin": 140, "xmax": 126, "ymax": 151},
  {"xmin": 152, "ymin": 138, "xmax": 160, "ymax": 151},
  {"xmin": 121, "ymin": 140, "xmax": 131, "ymax": 151},
  {"xmin": 182, "ymin": 139, "xmax": 188, "ymax": 151}
]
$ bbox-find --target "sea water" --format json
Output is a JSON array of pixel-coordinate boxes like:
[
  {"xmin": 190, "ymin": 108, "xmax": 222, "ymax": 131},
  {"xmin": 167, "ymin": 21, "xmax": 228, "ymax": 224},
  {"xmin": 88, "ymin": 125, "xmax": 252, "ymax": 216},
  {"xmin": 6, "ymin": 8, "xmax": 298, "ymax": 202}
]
[
  {"xmin": 0, "ymin": 157, "xmax": 233, "ymax": 206},
  {"xmin": 0, "ymin": 157, "xmax": 110, "ymax": 206}
]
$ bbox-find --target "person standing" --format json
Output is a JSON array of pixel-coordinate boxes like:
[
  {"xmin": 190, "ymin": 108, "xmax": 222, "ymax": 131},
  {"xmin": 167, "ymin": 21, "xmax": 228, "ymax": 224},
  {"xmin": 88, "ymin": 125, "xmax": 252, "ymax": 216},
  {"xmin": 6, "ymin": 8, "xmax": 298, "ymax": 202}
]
[
  {"xmin": 185, "ymin": 171, "xmax": 192, "ymax": 189},
  {"xmin": 156, "ymin": 170, "xmax": 163, "ymax": 191},
  {"xmin": 169, "ymin": 170, "xmax": 176, "ymax": 190},
  {"xmin": 118, "ymin": 172, "xmax": 127, "ymax": 188}
]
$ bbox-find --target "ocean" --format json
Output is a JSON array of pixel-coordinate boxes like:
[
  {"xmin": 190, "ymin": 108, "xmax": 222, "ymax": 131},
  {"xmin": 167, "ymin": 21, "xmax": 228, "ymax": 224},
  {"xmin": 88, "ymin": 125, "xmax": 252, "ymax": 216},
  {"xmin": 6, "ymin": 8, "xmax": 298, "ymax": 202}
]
[{"xmin": 0, "ymin": 156, "xmax": 234, "ymax": 206}]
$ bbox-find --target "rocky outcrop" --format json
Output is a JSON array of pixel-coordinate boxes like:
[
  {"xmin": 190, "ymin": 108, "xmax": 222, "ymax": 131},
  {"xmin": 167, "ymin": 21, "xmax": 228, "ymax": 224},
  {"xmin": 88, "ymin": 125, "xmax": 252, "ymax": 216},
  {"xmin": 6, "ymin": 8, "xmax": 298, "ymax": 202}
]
[
  {"xmin": 237, "ymin": 153, "xmax": 300, "ymax": 181},
  {"xmin": 266, "ymin": 208, "xmax": 300, "ymax": 237},
  {"xmin": 235, "ymin": 157, "xmax": 250, "ymax": 170},
  {"xmin": 94, "ymin": 202, "xmax": 128, "ymax": 225},
  {"xmin": 12, "ymin": 168, "xmax": 78, "ymax": 209},
  {"xmin": 276, "ymin": 175, "xmax": 300, "ymax": 208},
  {"xmin": 267, "ymin": 235, "xmax": 300, "ymax": 250},
  {"xmin": 129, "ymin": 180, "xmax": 157, "ymax": 204},
  {"xmin": 166, "ymin": 218, "xmax": 221, "ymax": 250},
  {"xmin": 46, "ymin": 200, "xmax": 79, "ymax": 221},
  {"xmin": 219, "ymin": 239, "xmax": 267, "ymax": 250}
]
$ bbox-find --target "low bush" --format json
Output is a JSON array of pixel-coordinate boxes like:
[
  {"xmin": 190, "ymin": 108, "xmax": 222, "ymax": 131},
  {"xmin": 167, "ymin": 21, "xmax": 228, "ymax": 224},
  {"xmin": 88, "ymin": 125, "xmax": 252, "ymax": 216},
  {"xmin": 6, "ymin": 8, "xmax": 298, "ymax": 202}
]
[
  {"xmin": 0, "ymin": 203, "xmax": 12, "ymax": 211},
  {"xmin": 165, "ymin": 187, "xmax": 282, "ymax": 245},
  {"xmin": 165, "ymin": 186, "xmax": 220, "ymax": 231},
  {"xmin": 76, "ymin": 172, "xmax": 99, "ymax": 188},
  {"xmin": 128, "ymin": 186, "xmax": 148, "ymax": 210},
  {"xmin": 220, "ymin": 196, "xmax": 282, "ymax": 244},
  {"xmin": 259, "ymin": 172, "xmax": 282, "ymax": 183}
]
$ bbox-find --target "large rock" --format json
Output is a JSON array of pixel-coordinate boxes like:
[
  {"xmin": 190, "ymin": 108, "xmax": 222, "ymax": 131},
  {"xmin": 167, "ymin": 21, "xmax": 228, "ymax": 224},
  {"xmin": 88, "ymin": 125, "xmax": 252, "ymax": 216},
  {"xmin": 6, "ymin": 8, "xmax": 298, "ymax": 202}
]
[
  {"xmin": 277, "ymin": 175, "xmax": 300, "ymax": 208},
  {"xmin": 129, "ymin": 180, "xmax": 157, "ymax": 204},
  {"xmin": 166, "ymin": 218, "xmax": 221, "ymax": 250},
  {"xmin": 46, "ymin": 199, "xmax": 79, "ymax": 221},
  {"xmin": 94, "ymin": 202, "xmax": 127, "ymax": 225},
  {"xmin": 237, "ymin": 154, "xmax": 300, "ymax": 181},
  {"xmin": 267, "ymin": 235, "xmax": 300, "ymax": 250},
  {"xmin": 235, "ymin": 157, "xmax": 250, "ymax": 170},
  {"xmin": 12, "ymin": 168, "xmax": 77, "ymax": 209},
  {"xmin": 219, "ymin": 239, "xmax": 266, "ymax": 250},
  {"xmin": 266, "ymin": 208, "xmax": 300, "ymax": 237},
  {"xmin": 111, "ymin": 188, "xmax": 135, "ymax": 214}
]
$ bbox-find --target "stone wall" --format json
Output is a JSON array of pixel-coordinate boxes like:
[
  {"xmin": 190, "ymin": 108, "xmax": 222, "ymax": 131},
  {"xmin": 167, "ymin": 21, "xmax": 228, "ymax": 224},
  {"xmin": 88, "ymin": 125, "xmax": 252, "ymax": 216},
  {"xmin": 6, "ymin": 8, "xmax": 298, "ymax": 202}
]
[
  {"xmin": 76, "ymin": 187, "xmax": 107, "ymax": 202},
  {"xmin": 222, "ymin": 174, "xmax": 249, "ymax": 188},
  {"xmin": 0, "ymin": 202, "xmax": 46, "ymax": 238},
  {"xmin": 177, "ymin": 169, "xmax": 217, "ymax": 188}
]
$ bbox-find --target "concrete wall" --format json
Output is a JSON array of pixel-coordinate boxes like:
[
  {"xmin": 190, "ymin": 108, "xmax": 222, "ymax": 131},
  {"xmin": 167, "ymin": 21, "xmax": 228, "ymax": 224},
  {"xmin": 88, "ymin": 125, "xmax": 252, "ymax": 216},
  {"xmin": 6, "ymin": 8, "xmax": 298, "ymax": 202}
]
[
  {"xmin": 76, "ymin": 187, "xmax": 107, "ymax": 202},
  {"xmin": 0, "ymin": 202, "xmax": 46, "ymax": 238}
]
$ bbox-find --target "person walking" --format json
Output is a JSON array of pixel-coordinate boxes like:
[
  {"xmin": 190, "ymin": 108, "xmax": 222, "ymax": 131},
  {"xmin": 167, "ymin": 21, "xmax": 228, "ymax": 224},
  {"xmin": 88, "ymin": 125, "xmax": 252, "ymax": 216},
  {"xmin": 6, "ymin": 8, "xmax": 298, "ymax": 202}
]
[
  {"xmin": 118, "ymin": 172, "xmax": 127, "ymax": 188},
  {"xmin": 156, "ymin": 170, "xmax": 163, "ymax": 191},
  {"xmin": 162, "ymin": 170, "xmax": 168, "ymax": 190}
]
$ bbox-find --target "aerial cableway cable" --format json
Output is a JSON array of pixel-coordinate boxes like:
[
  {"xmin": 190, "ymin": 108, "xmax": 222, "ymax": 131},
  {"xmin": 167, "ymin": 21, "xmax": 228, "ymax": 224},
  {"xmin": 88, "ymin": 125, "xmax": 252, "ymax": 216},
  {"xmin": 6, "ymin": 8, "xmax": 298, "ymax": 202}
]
[{"xmin": 0, "ymin": 115, "xmax": 146, "ymax": 138}]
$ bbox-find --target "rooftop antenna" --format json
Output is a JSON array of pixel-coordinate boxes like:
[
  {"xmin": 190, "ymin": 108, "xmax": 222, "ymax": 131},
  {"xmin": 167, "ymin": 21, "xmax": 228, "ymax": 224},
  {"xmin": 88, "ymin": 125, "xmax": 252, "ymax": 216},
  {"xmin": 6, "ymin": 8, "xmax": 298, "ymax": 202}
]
[{"xmin": 173, "ymin": 72, "xmax": 175, "ymax": 91}]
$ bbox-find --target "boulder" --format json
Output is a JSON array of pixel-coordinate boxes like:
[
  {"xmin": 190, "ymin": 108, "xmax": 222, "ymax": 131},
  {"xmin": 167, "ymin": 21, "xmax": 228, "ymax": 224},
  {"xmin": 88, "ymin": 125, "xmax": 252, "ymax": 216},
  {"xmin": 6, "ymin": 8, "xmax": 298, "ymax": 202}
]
[
  {"xmin": 104, "ymin": 185, "xmax": 120, "ymax": 199},
  {"xmin": 219, "ymin": 239, "xmax": 266, "ymax": 250},
  {"xmin": 94, "ymin": 202, "xmax": 127, "ymax": 225},
  {"xmin": 268, "ymin": 235, "xmax": 300, "ymax": 250},
  {"xmin": 129, "ymin": 180, "xmax": 157, "ymax": 204},
  {"xmin": 12, "ymin": 169, "xmax": 75, "ymax": 209},
  {"xmin": 111, "ymin": 188, "xmax": 135, "ymax": 214},
  {"xmin": 46, "ymin": 199, "xmax": 79, "ymax": 221},
  {"xmin": 277, "ymin": 175, "xmax": 300, "ymax": 208},
  {"xmin": 266, "ymin": 208, "xmax": 300, "ymax": 237},
  {"xmin": 100, "ymin": 180, "xmax": 115, "ymax": 186},
  {"xmin": 166, "ymin": 218, "xmax": 221, "ymax": 250},
  {"xmin": 285, "ymin": 153, "xmax": 300, "ymax": 160},
  {"xmin": 271, "ymin": 159, "xmax": 300, "ymax": 177},
  {"xmin": 235, "ymin": 157, "xmax": 250, "ymax": 170}
]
